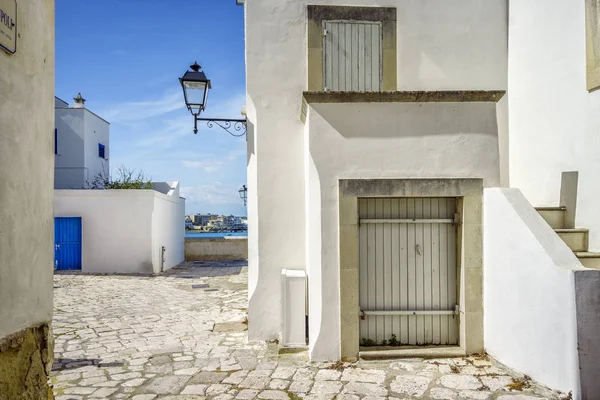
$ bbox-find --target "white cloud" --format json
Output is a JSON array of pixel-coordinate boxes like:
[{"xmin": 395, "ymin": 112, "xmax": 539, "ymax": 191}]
[
  {"xmin": 180, "ymin": 146, "xmax": 246, "ymax": 172},
  {"xmin": 100, "ymin": 90, "xmax": 185, "ymax": 124}
]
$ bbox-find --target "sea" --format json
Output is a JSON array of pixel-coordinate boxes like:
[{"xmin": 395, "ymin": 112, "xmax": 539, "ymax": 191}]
[{"xmin": 185, "ymin": 231, "xmax": 248, "ymax": 238}]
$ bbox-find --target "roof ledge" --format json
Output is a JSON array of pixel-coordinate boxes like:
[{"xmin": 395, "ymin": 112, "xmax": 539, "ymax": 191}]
[{"xmin": 302, "ymin": 90, "xmax": 506, "ymax": 104}]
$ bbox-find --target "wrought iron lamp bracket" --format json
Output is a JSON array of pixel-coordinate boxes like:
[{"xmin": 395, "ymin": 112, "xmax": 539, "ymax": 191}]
[{"xmin": 194, "ymin": 117, "xmax": 247, "ymax": 137}]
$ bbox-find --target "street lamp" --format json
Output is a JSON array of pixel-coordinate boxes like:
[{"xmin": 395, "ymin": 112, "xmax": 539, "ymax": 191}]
[
  {"xmin": 239, "ymin": 185, "xmax": 247, "ymax": 206},
  {"xmin": 179, "ymin": 62, "xmax": 247, "ymax": 136}
]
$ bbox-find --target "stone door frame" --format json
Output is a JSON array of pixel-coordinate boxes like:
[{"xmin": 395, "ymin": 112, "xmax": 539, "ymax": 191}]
[{"xmin": 338, "ymin": 178, "xmax": 484, "ymax": 360}]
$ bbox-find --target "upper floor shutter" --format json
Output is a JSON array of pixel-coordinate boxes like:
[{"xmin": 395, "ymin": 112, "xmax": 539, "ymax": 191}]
[{"xmin": 323, "ymin": 21, "xmax": 382, "ymax": 92}]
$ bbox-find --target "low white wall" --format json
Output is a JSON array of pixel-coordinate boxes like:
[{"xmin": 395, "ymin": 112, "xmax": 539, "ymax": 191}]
[
  {"xmin": 483, "ymin": 188, "xmax": 600, "ymax": 399},
  {"xmin": 185, "ymin": 238, "xmax": 248, "ymax": 261},
  {"xmin": 55, "ymin": 187, "xmax": 184, "ymax": 274},
  {"xmin": 152, "ymin": 182, "xmax": 185, "ymax": 273}
]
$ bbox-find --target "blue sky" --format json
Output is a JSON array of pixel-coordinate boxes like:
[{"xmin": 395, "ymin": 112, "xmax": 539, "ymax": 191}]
[{"xmin": 56, "ymin": 0, "xmax": 247, "ymax": 216}]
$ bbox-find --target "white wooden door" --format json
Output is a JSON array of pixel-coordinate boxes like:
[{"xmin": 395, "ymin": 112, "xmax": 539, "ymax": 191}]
[
  {"xmin": 358, "ymin": 198, "xmax": 458, "ymax": 346},
  {"xmin": 323, "ymin": 21, "xmax": 382, "ymax": 91}
]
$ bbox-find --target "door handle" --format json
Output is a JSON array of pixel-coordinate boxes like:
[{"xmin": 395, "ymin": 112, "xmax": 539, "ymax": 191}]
[{"xmin": 55, "ymin": 244, "xmax": 60, "ymax": 250}]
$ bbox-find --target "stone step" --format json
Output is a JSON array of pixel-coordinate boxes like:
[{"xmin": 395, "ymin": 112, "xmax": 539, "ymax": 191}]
[
  {"xmin": 535, "ymin": 206, "xmax": 567, "ymax": 229},
  {"xmin": 575, "ymin": 252, "xmax": 600, "ymax": 270},
  {"xmin": 555, "ymin": 229, "xmax": 589, "ymax": 252},
  {"xmin": 359, "ymin": 346, "xmax": 466, "ymax": 360}
]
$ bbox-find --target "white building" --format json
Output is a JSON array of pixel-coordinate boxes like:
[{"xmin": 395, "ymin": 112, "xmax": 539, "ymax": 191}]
[
  {"xmin": 54, "ymin": 94, "xmax": 110, "ymax": 189},
  {"xmin": 243, "ymin": 1, "xmax": 600, "ymax": 398}
]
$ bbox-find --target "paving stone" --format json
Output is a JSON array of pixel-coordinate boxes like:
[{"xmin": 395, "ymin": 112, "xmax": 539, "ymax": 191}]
[
  {"xmin": 336, "ymin": 395, "xmax": 359, "ymax": 400},
  {"xmin": 342, "ymin": 382, "xmax": 387, "ymax": 397},
  {"xmin": 480, "ymin": 375, "xmax": 514, "ymax": 391},
  {"xmin": 439, "ymin": 375, "xmax": 482, "ymax": 390},
  {"xmin": 459, "ymin": 391, "xmax": 493, "ymax": 400},
  {"xmin": 293, "ymin": 368, "xmax": 316, "ymax": 381},
  {"xmin": 389, "ymin": 361, "xmax": 417, "ymax": 371},
  {"xmin": 310, "ymin": 380, "xmax": 343, "ymax": 394},
  {"xmin": 341, "ymin": 368, "xmax": 386, "ymax": 384},
  {"xmin": 256, "ymin": 361, "xmax": 278, "ymax": 370},
  {"xmin": 257, "ymin": 390, "xmax": 289, "ymax": 399},
  {"xmin": 143, "ymin": 375, "xmax": 191, "ymax": 394},
  {"xmin": 189, "ymin": 371, "xmax": 229, "ymax": 384},
  {"xmin": 430, "ymin": 387, "xmax": 458, "ymax": 399},
  {"xmin": 181, "ymin": 384, "xmax": 209, "ymax": 395},
  {"xmin": 239, "ymin": 376, "xmax": 270, "ymax": 390},
  {"xmin": 496, "ymin": 396, "xmax": 545, "ymax": 400},
  {"xmin": 237, "ymin": 389, "xmax": 260, "ymax": 399},
  {"xmin": 207, "ymin": 383, "xmax": 233, "ymax": 395},
  {"xmin": 272, "ymin": 367, "xmax": 296, "ymax": 380},
  {"xmin": 111, "ymin": 372, "xmax": 142, "ymax": 381},
  {"xmin": 89, "ymin": 387, "xmax": 119, "ymax": 398},
  {"xmin": 214, "ymin": 395, "xmax": 235, "ymax": 400},
  {"xmin": 79, "ymin": 376, "xmax": 107, "ymax": 386},
  {"xmin": 93, "ymin": 381, "xmax": 120, "ymax": 387},
  {"xmin": 314, "ymin": 369, "xmax": 341, "ymax": 381},
  {"xmin": 56, "ymin": 372, "xmax": 81, "ymax": 382},
  {"xmin": 390, "ymin": 375, "xmax": 431, "ymax": 397},
  {"xmin": 175, "ymin": 367, "xmax": 202, "ymax": 376},
  {"xmin": 289, "ymin": 380, "xmax": 313, "ymax": 393},
  {"xmin": 122, "ymin": 378, "xmax": 148, "ymax": 387},
  {"xmin": 64, "ymin": 387, "xmax": 97, "ymax": 395},
  {"xmin": 222, "ymin": 363, "xmax": 243, "ymax": 372},
  {"xmin": 249, "ymin": 369, "xmax": 273, "ymax": 377},
  {"xmin": 131, "ymin": 396, "xmax": 158, "ymax": 400},
  {"xmin": 269, "ymin": 379, "xmax": 290, "ymax": 390}
]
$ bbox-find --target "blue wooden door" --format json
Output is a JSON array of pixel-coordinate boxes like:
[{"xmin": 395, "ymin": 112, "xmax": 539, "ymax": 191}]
[{"xmin": 54, "ymin": 217, "xmax": 82, "ymax": 270}]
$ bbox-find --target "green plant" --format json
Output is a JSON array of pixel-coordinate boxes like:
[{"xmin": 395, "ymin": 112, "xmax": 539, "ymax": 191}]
[
  {"xmin": 380, "ymin": 340, "xmax": 388, "ymax": 346},
  {"xmin": 388, "ymin": 333, "xmax": 399, "ymax": 346},
  {"xmin": 88, "ymin": 166, "xmax": 154, "ymax": 190},
  {"xmin": 360, "ymin": 338, "xmax": 376, "ymax": 347}
]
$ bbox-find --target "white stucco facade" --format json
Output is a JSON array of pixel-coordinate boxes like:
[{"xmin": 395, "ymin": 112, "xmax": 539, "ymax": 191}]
[
  {"xmin": 54, "ymin": 182, "xmax": 185, "ymax": 274},
  {"xmin": 484, "ymin": 188, "xmax": 600, "ymax": 399},
  {"xmin": 305, "ymin": 102, "xmax": 500, "ymax": 359},
  {"xmin": 0, "ymin": 0, "xmax": 55, "ymax": 342},
  {"xmin": 245, "ymin": 0, "xmax": 507, "ymax": 360},
  {"xmin": 508, "ymin": 1, "xmax": 600, "ymax": 250},
  {"xmin": 55, "ymin": 99, "xmax": 110, "ymax": 189}
]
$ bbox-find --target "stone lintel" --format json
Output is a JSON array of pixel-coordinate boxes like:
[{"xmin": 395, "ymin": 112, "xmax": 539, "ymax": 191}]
[{"xmin": 302, "ymin": 91, "xmax": 506, "ymax": 104}]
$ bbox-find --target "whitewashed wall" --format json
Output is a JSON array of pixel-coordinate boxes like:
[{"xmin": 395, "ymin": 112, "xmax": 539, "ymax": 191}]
[
  {"xmin": 245, "ymin": 0, "xmax": 508, "ymax": 345},
  {"xmin": 84, "ymin": 111, "xmax": 110, "ymax": 186},
  {"xmin": 484, "ymin": 188, "xmax": 600, "ymax": 399},
  {"xmin": 54, "ymin": 185, "xmax": 184, "ymax": 274},
  {"xmin": 306, "ymin": 102, "xmax": 500, "ymax": 360},
  {"xmin": 55, "ymin": 108, "xmax": 86, "ymax": 188},
  {"xmin": 508, "ymin": 1, "xmax": 600, "ymax": 250},
  {"xmin": 0, "ymin": 0, "xmax": 55, "ymax": 341},
  {"xmin": 152, "ymin": 182, "xmax": 185, "ymax": 273}
]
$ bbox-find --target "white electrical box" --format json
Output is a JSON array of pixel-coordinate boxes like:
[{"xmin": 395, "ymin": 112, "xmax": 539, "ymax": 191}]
[{"xmin": 281, "ymin": 269, "xmax": 307, "ymax": 347}]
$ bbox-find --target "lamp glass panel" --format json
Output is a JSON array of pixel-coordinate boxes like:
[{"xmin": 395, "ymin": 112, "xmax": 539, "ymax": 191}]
[{"xmin": 183, "ymin": 81, "xmax": 207, "ymax": 107}]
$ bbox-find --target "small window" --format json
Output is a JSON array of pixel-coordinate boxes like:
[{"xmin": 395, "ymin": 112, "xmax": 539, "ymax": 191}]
[
  {"xmin": 98, "ymin": 143, "xmax": 105, "ymax": 159},
  {"xmin": 54, "ymin": 129, "xmax": 58, "ymax": 155}
]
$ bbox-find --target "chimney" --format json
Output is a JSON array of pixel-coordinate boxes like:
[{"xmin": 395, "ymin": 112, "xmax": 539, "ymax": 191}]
[{"xmin": 73, "ymin": 93, "xmax": 86, "ymax": 108}]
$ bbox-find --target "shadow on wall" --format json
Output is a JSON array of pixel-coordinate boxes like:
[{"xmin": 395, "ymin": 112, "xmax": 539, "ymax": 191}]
[{"xmin": 310, "ymin": 102, "xmax": 498, "ymax": 139}]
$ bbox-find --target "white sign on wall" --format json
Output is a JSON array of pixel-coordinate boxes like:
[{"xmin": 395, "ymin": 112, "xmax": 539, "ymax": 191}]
[{"xmin": 0, "ymin": 0, "xmax": 16, "ymax": 54}]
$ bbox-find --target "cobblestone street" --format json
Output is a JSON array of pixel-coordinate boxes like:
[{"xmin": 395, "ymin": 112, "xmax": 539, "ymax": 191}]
[{"xmin": 52, "ymin": 262, "xmax": 565, "ymax": 400}]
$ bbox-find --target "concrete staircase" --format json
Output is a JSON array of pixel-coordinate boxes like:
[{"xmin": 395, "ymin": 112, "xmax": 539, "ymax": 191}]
[{"xmin": 536, "ymin": 206, "xmax": 600, "ymax": 269}]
